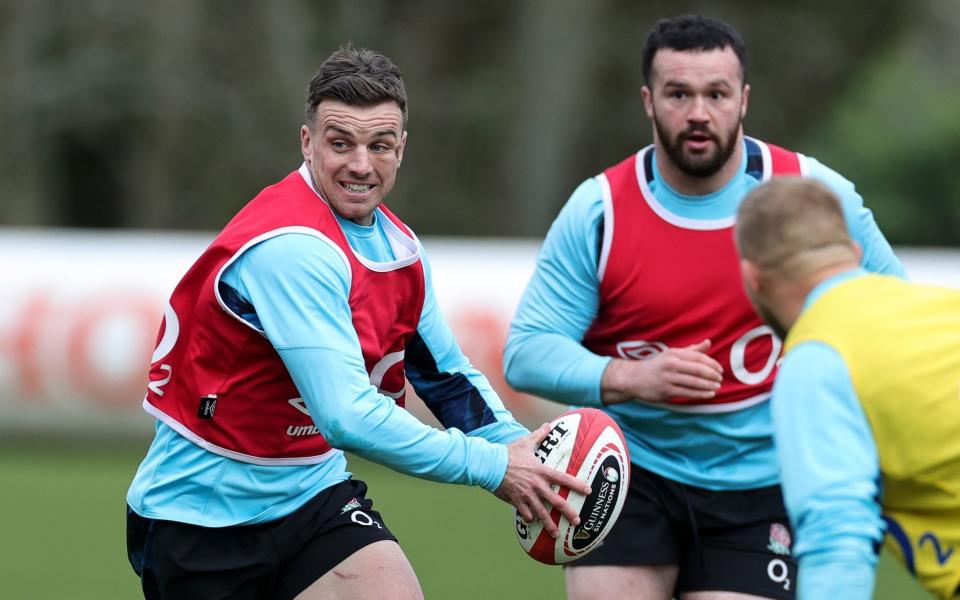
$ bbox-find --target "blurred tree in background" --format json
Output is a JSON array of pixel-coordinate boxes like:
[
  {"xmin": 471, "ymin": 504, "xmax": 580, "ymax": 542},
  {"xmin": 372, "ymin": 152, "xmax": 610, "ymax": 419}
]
[
  {"xmin": 801, "ymin": 0, "xmax": 960, "ymax": 245},
  {"xmin": 0, "ymin": 0, "xmax": 955, "ymax": 244}
]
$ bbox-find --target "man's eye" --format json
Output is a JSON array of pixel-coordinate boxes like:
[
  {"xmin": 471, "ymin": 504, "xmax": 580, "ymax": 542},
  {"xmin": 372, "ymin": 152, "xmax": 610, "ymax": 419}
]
[
  {"xmin": 331, "ymin": 141, "xmax": 348, "ymax": 150},
  {"xmin": 672, "ymin": 91, "xmax": 686, "ymax": 100}
]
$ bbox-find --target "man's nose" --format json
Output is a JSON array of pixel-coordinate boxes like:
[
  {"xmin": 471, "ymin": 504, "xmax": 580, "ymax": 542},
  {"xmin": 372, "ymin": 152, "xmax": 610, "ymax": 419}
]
[
  {"xmin": 687, "ymin": 96, "xmax": 709, "ymax": 123},
  {"xmin": 348, "ymin": 148, "xmax": 372, "ymax": 175}
]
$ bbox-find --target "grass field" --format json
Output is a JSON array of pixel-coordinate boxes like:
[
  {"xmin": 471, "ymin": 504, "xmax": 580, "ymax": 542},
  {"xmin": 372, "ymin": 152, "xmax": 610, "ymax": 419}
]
[{"xmin": 0, "ymin": 443, "xmax": 931, "ymax": 599}]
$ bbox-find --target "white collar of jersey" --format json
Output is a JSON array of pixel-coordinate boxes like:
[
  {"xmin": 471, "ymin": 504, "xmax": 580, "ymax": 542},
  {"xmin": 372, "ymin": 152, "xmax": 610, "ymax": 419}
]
[
  {"xmin": 632, "ymin": 137, "xmax": 790, "ymax": 231},
  {"xmin": 297, "ymin": 163, "xmax": 421, "ymax": 272},
  {"xmin": 634, "ymin": 146, "xmax": 738, "ymax": 231}
]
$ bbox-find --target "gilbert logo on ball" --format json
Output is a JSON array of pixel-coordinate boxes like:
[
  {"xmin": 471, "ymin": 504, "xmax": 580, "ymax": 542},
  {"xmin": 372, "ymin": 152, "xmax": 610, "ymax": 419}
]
[{"xmin": 515, "ymin": 408, "xmax": 630, "ymax": 564}]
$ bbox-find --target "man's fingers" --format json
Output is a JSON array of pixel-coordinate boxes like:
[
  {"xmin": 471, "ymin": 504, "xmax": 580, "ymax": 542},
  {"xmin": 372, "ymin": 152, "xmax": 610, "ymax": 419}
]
[
  {"xmin": 533, "ymin": 503, "xmax": 560, "ymax": 538},
  {"xmin": 542, "ymin": 490, "xmax": 582, "ymax": 527},
  {"xmin": 685, "ymin": 339, "xmax": 712, "ymax": 353},
  {"xmin": 671, "ymin": 361, "xmax": 723, "ymax": 383},
  {"xmin": 548, "ymin": 470, "xmax": 591, "ymax": 496},
  {"xmin": 515, "ymin": 502, "xmax": 533, "ymax": 524},
  {"xmin": 697, "ymin": 354, "xmax": 724, "ymax": 375},
  {"xmin": 672, "ymin": 339, "xmax": 723, "ymax": 373},
  {"xmin": 671, "ymin": 350, "xmax": 724, "ymax": 375},
  {"xmin": 669, "ymin": 386, "xmax": 718, "ymax": 400},
  {"xmin": 542, "ymin": 471, "xmax": 589, "ymax": 526},
  {"xmin": 668, "ymin": 372, "xmax": 722, "ymax": 392},
  {"xmin": 525, "ymin": 423, "xmax": 552, "ymax": 448}
]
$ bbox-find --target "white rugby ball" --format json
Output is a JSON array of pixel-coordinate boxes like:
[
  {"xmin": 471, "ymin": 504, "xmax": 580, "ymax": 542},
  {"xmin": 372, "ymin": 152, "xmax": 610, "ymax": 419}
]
[{"xmin": 515, "ymin": 408, "xmax": 630, "ymax": 564}]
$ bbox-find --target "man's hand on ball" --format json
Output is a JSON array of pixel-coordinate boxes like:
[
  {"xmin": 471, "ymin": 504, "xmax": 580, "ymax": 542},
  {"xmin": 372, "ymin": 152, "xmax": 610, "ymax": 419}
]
[{"xmin": 494, "ymin": 423, "xmax": 592, "ymax": 538}]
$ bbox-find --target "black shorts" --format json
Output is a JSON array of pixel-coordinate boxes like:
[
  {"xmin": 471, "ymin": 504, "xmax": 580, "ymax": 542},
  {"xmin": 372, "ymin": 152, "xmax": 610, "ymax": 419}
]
[
  {"xmin": 126, "ymin": 478, "xmax": 397, "ymax": 600},
  {"xmin": 571, "ymin": 464, "xmax": 797, "ymax": 599}
]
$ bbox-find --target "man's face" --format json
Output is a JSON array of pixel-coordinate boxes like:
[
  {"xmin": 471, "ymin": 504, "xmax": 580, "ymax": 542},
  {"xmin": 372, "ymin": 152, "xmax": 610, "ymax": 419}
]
[
  {"xmin": 749, "ymin": 293, "xmax": 789, "ymax": 340},
  {"xmin": 642, "ymin": 47, "xmax": 748, "ymax": 178},
  {"xmin": 740, "ymin": 260, "xmax": 789, "ymax": 340},
  {"xmin": 300, "ymin": 100, "xmax": 406, "ymax": 225}
]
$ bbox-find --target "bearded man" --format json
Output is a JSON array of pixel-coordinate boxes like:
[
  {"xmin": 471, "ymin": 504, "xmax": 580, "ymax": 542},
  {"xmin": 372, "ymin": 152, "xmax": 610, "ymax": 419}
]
[{"xmin": 504, "ymin": 14, "xmax": 905, "ymax": 600}]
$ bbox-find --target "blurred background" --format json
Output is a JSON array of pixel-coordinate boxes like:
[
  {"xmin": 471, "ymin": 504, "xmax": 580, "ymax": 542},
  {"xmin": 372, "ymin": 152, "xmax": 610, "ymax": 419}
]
[{"xmin": 1, "ymin": 0, "xmax": 957, "ymax": 598}]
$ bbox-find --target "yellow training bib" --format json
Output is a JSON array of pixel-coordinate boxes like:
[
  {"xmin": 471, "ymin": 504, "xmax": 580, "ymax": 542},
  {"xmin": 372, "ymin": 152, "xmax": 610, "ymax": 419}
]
[{"xmin": 785, "ymin": 274, "xmax": 960, "ymax": 599}]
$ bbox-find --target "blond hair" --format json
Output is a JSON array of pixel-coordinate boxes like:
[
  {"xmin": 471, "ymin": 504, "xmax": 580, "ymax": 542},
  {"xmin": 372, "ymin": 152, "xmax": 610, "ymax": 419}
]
[{"xmin": 736, "ymin": 177, "xmax": 856, "ymax": 277}]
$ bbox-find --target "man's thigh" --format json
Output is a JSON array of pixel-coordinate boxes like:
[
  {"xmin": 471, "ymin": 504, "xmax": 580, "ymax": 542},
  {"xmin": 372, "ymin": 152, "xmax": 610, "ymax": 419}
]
[
  {"xmin": 564, "ymin": 464, "xmax": 684, "ymax": 599},
  {"xmin": 560, "ymin": 465, "xmax": 796, "ymax": 600},
  {"xmin": 293, "ymin": 540, "xmax": 422, "ymax": 600},
  {"xmin": 566, "ymin": 565, "xmax": 678, "ymax": 600},
  {"xmin": 676, "ymin": 484, "xmax": 797, "ymax": 600},
  {"xmin": 275, "ymin": 482, "xmax": 401, "ymax": 599},
  {"xmin": 570, "ymin": 464, "xmax": 684, "ymax": 568},
  {"xmin": 130, "ymin": 511, "xmax": 276, "ymax": 600}
]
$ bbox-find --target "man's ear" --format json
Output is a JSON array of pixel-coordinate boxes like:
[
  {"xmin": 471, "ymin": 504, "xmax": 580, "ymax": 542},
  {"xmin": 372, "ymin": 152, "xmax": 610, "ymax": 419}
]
[
  {"xmin": 740, "ymin": 258, "xmax": 762, "ymax": 296},
  {"xmin": 397, "ymin": 130, "xmax": 407, "ymax": 165},
  {"xmin": 851, "ymin": 240, "xmax": 863, "ymax": 264},
  {"xmin": 300, "ymin": 125, "xmax": 312, "ymax": 161},
  {"xmin": 641, "ymin": 86, "xmax": 654, "ymax": 120},
  {"xmin": 740, "ymin": 83, "xmax": 750, "ymax": 120}
]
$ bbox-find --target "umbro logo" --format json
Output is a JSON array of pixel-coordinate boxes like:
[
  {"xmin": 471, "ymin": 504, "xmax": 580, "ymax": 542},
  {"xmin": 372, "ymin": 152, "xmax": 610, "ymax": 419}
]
[
  {"xmin": 286, "ymin": 398, "xmax": 319, "ymax": 436},
  {"xmin": 616, "ymin": 340, "xmax": 667, "ymax": 360},
  {"xmin": 197, "ymin": 395, "xmax": 217, "ymax": 419},
  {"xmin": 286, "ymin": 424, "xmax": 319, "ymax": 437},
  {"xmin": 288, "ymin": 398, "xmax": 311, "ymax": 416}
]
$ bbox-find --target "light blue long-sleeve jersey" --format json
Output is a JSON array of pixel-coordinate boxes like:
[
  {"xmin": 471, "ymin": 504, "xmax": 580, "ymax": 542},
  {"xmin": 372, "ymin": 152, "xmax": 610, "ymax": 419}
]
[
  {"xmin": 128, "ymin": 204, "xmax": 527, "ymax": 527},
  {"xmin": 503, "ymin": 140, "xmax": 905, "ymax": 490},
  {"xmin": 772, "ymin": 268, "xmax": 884, "ymax": 599}
]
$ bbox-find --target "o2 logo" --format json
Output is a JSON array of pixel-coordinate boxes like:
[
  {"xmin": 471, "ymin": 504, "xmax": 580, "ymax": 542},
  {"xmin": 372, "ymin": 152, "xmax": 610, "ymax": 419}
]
[
  {"xmin": 617, "ymin": 325, "xmax": 782, "ymax": 386},
  {"xmin": 729, "ymin": 325, "xmax": 781, "ymax": 385},
  {"xmin": 350, "ymin": 510, "xmax": 383, "ymax": 529},
  {"xmin": 147, "ymin": 302, "xmax": 179, "ymax": 396},
  {"xmin": 766, "ymin": 558, "xmax": 791, "ymax": 591}
]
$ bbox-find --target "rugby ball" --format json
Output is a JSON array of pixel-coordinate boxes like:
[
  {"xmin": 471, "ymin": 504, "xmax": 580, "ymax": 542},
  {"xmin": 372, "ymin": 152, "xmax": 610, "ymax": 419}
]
[{"xmin": 515, "ymin": 408, "xmax": 630, "ymax": 564}]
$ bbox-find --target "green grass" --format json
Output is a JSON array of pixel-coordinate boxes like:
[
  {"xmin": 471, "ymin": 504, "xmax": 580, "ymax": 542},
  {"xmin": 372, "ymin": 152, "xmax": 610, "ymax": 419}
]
[{"xmin": 0, "ymin": 444, "xmax": 931, "ymax": 599}]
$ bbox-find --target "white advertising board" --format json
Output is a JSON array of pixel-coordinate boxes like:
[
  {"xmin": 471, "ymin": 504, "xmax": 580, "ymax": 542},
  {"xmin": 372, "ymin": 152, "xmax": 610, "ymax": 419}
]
[{"xmin": 0, "ymin": 228, "xmax": 956, "ymax": 436}]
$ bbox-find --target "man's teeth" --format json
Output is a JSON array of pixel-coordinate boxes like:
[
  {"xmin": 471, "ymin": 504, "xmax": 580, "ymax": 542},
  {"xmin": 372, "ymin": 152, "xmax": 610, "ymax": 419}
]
[{"xmin": 343, "ymin": 183, "xmax": 373, "ymax": 193}]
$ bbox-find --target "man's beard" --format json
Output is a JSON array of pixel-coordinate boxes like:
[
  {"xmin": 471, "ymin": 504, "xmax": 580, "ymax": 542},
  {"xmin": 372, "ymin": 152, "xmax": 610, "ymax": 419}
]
[{"xmin": 654, "ymin": 113, "xmax": 741, "ymax": 178}]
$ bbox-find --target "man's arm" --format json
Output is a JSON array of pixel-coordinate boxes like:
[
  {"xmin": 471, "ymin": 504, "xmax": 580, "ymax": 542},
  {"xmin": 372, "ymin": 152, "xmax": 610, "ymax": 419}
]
[
  {"xmin": 771, "ymin": 342, "xmax": 886, "ymax": 599},
  {"xmin": 230, "ymin": 234, "xmax": 508, "ymax": 488},
  {"xmin": 503, "ymin": 178, "xmax": 611, "ymax": 406},
  {"xmin": 403, "ymin": 243, "xmax": 528, "ymax": 445},
  {"xmin": 503, "ymin": 178, "xmax": 722, "ymax": 406},
  {"xmin": 228, "ymin": 233, "xmax": 587, "ymax": 532},
  {"xmin": 804, "ymin": 158, "xmax": 906, "ymax": 277}
]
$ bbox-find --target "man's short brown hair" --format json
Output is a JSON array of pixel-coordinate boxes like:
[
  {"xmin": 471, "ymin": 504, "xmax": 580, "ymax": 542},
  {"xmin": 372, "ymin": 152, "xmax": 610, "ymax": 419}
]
[
  {"xmin": 736, "ymin": 177, "xmax": 853, "ymax": 275},
  {"xmin": 305, "ymin": 45, "xmax": 408, "ymax": 127}
]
